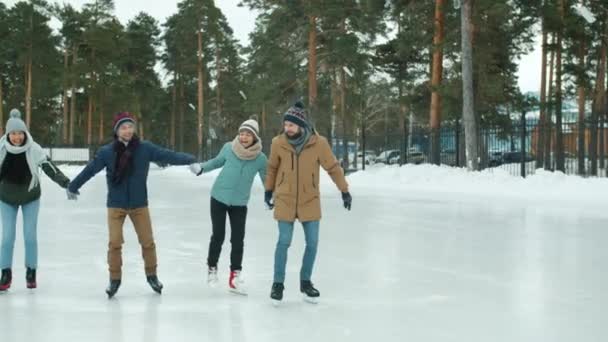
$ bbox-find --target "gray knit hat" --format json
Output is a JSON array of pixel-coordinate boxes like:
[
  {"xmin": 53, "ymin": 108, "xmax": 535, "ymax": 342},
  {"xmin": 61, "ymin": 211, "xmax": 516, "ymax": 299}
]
[{"xmin": 6, "ymin": 109, "xmax": 28, "ymax": 134}]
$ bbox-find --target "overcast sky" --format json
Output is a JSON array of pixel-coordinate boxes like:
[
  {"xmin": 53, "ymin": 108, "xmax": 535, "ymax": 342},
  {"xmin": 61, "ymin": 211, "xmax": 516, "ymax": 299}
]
[{"xmin": 4, "ymin": 0, "xmax": 541, "ymax": 93}]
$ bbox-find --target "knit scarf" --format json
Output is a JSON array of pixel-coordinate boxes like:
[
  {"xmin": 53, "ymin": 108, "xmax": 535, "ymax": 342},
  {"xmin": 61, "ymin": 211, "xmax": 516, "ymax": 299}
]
[
  {"xmin": 287, "ymin": 126, "xmax": 312, "ymax": 155},
  {"xmin": 0, "ymin": 132, "xmax": 47, "ymax": 191},
  {"xmin": 112, "ymin": 135, "xmax": 140, "ymax": 185},
  {"xmin": 231, "ymin": 136, "xmax": 262, "ymax": 160}
]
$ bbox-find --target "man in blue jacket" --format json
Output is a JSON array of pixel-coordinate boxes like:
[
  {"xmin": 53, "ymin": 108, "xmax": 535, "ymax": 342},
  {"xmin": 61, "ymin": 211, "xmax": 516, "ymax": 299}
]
[{"xmin": 67, "ymin": 112, "xmax": 196, "ymax": 298}]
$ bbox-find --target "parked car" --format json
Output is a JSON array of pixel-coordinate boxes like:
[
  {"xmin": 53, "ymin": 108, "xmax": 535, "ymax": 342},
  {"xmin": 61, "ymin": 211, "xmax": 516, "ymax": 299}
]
[
  {"xmin": 488, "ymin": 151, "xmax": 504, "ymax": 167},
  {"xmin": 488, "ymin": 151, "xmax": 534, "ymax": 167},
  {"xmin": 356, "ymin": 150, "xmax": 377, "ymax": 165},
  {"xmin": 501, "ymin": 151, "xmax": 534, "ymax": 164},
  {"xmin": 403, "ymin": 151, "xmax": 425, "ymax": 165},
  {"xmin": 375, "ymin": 150, "xmax": 401, "ymax": 164}
]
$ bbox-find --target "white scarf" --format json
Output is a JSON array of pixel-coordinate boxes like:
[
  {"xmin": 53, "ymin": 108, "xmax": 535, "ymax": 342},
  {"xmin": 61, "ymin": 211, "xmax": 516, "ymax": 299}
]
[
  {"xmin": 0, "ymin": 132, "xmax": 48, "ymax": 191},
  {"xmin": 231, "ymin": 136, "xmax": 262, "ymax": 160}
]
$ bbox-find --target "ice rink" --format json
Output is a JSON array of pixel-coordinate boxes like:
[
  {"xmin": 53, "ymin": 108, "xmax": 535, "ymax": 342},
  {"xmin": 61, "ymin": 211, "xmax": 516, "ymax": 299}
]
[{"xmin": 0, "ymin": 165, "xmax": 605, "ymax": 342}]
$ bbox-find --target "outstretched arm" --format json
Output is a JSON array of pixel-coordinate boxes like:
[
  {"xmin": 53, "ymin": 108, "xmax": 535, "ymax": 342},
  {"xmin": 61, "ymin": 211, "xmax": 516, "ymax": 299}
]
[
  {"xmin": 40, "ymin": 159, "xmax": 70, "ymax": 189},
  {"xmin": 149, "ymin": 142, "xmax": 196, "ymax": 166},
  {"xmin": 68, "ymin": 151, "xmax": 107, "ymax": 193},
  {"xmin": 200, "ymin": 144, "xmax": 228, "ymax": 173}
]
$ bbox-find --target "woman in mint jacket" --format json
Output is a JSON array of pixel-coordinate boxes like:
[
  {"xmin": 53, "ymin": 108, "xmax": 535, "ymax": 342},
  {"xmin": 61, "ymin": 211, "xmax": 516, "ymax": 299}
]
[{"xmin": 189, "ymin": 119, "xmax": 267, "ymax": 295}]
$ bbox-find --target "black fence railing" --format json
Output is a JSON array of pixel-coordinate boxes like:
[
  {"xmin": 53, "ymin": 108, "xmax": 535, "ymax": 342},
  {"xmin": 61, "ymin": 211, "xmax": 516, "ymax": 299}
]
[
  {"xmin": 309, "ymin": 119, "xmax": 608, "ymax": 178},
  {"xmin": 50, "ymin": 119, "xmax": 608, "ymax": 178}
]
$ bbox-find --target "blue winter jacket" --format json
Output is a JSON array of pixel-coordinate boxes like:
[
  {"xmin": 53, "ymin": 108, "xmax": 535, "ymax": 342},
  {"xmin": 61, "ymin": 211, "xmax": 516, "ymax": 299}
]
[
  {"xmin": 68, "ymin": 140, "xmax": 196, "ymax": 209},
  {"xmin": 202, "ymin": 142, "xmax": 267, "ymax": 207}
]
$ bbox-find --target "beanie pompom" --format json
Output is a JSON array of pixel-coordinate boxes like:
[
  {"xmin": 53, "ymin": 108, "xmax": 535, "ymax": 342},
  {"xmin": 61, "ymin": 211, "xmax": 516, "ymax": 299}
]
[
  {"xmin": 294, "ymin": 101, "xmax": 304, "ymax": 109},
  {"xmin": 9, "ymin": 109, "xmax": 21, "ymax": 119}
]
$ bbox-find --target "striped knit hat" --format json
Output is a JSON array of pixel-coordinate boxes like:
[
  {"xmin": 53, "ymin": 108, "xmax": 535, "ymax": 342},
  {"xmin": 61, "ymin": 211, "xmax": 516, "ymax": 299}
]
[
  {"xmin": 239, "ymin": 119, "xmax": 260, "ymax": 141},
  {"xmin": 112, "ymin": 112, "xmax": 136, "ymax": 133},
  {"xmin": 283, "ymin": 101, "xmax": 309, "ymax": 128}
]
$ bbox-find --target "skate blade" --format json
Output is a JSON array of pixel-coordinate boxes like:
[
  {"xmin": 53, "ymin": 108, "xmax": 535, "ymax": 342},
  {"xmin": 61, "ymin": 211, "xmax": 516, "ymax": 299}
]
[
  {"xmin": 208, "ymin": 281, "xmax": 218, "ymax": 288},
  {"xmin": 302, "ymin": 294, "xmax": 319, "ymax": 304},
  {"xmin": 229, "ymin": 288, "xmax": 248, "ymax": 296},
  {"xmin": 271, "ymin": 299, "xmax": 282, "ymax": 307}
]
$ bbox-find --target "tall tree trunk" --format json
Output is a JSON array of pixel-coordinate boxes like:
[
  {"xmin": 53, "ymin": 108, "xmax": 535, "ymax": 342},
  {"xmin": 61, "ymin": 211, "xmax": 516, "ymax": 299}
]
[
  {"xmin": 262, "ymin": 103, "xmax": 267, "ymax": 133},
  {"xmin": 308, "ymin": 15, "xmax": 318, "ymax": 124},
  {"xmin": 339, "ymin": 19, "xmax": 348, "ymax": 169},
  {"xmin": 600, "ymin": 110, "xmax": 606, "ymax": 171},
  {"xmin": 461, "ymin": 0, "xmax": 478, "ymax": 171},
  {"xmin": 397, "ymin": 16, "xmax": 407, "ymax": 164},
  {"xmin": 25, "ymin": 10, "xmax": 33, "ymax": 127},
  {"xmin": 538, "ymin": 12, "xmax": 548, "ymax": 166},
  {"xmin": 591, "ymin": 22, "xmax": 607, "ymax": 176},
  {"xmin": 25, "ymin": 56, "xmax": 33, "ymax": 127},
  {"xmin": 69, "ymin": 45, "xmax": 77, "ymax": 146},
  {"xmin": 577, "ymin": 39, "xmax": 587, "ymax": 175},
  {"xmin": 63, "ymin": 49, "xmax": 70, "ymax": 144},
  {"xmin": 98, "ymin": 90, "xmax": 104, "ymax": 144},
  {"xmin": 136, "ymin": 97, "xmax": 144, "ymax": 140},
  {"xmin": 87, "ymin": 49, "xmax": 96, "ymax": 146},
  {"xmin": 429, "ymin": 0, "xmax": 445, "ymax": 165},
  {"xmin": 554, "ymin": 0, "xmax": 565, "ymax": 172},
  {"xmin": 341, "ymin": 66, "xmax": 348, "ymax": 169},
  {"xmin": 399, "ymin": 80, "xmax": 407, "ymax": 163},
  {"xmin": 197, "ymin": 30, "xmax": 204, "ymax": 160},
  {"xmin": 0, "ymin": 77, "xmax": 3, "ymax": 136},
  {"xmin": 545, "ymin": 34, "xmax": 556, "ymax": 170},
  {"xmin": 330, "ymin": 70, "xmax": 339, "ymax": 141},
  {"xmin": 179, "ymin": 71, "xmax": 185, "ymax": 152},
  {"xmin": 87, "ymin": 94, "xmax": 93, "ymax": 146},
  {"xmin": 216, "ymin": 40, "xmax": 221, "ymax": 127},
  {"xmin": 170, "ymin": 72, "xmax": 177, "ymax": 149}
]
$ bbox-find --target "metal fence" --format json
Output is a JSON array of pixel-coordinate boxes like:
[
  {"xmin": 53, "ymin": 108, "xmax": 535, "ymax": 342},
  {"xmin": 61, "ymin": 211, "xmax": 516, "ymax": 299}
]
[
  {"xmin": 52, "ymin": 119, "xmax": 608, "ymax": 178},
  {"xmin": 316, "ymin": 119, "xmax": 608, "ymax": 178}
]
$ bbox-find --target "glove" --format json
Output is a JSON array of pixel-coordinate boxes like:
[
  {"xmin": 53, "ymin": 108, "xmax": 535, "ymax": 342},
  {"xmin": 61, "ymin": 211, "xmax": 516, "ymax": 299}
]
[
  {"xmin": 342, "ymin": 192, "xmax": 352, "ymax": 211},
  {"xmin": 265, "ymin": 190, "xmax": 274, "ymax": 209},
  {"xmin": 67, "ymin": 188, "xmax": 80, "ymax": 201},
  {"xmin": 189, "ymin": 163, "xmax": 203, "ymax": 176}
]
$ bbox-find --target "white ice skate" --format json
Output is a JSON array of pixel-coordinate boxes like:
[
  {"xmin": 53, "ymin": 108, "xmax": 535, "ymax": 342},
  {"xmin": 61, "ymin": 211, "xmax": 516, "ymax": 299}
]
[
  {"xmin": 229, "ymin": 270, "xmax": 247, "ymax": 296},
  {"xmin": 207, "ymin": 266, "xmax": 218, "ymax": 287}
]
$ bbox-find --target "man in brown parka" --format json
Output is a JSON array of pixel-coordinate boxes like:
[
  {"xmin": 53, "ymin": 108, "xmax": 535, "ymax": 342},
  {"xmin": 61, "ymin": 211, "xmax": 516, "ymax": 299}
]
[{"xmin": 264, "ymin": 101, "xmax": 352, "ymax": 304}]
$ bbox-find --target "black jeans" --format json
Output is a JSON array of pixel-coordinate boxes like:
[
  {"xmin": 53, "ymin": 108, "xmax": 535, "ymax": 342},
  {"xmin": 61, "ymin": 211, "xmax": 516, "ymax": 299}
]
[{"xmin": 207, "ymin": 197, "xmax": 248, "ymax": 271}]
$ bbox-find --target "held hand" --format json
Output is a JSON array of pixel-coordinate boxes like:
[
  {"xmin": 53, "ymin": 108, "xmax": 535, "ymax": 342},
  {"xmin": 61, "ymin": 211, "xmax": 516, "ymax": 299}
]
[
  {"xmin": 67, "ymin": 188, "xmax": 80, "ymax": 201},
  {"xmin": 189, "ymin": 163, "xmax": 203, "ymax": 176}
]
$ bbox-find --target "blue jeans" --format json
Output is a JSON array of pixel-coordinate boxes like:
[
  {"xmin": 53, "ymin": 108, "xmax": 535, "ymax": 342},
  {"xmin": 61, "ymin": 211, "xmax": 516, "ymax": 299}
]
[
  {"xmin": 273, "ymin": 220, "xmax": 320, "ymax": 283},
  {"xmin": 0, "ymin": 200, "xmax": 40, "ymax": 269}
]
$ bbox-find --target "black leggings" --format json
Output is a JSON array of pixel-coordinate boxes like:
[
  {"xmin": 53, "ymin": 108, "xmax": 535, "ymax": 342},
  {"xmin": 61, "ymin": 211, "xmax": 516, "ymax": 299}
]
[{"xmin": 207, "ymin": 197, "xmax": 248, "ymax": 271}]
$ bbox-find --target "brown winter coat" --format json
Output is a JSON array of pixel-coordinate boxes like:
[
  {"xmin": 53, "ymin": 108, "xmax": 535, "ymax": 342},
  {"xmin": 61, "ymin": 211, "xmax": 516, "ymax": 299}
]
[{"xmin": 265, "ymin": 133, "xmax": 349, "ymax": 222}]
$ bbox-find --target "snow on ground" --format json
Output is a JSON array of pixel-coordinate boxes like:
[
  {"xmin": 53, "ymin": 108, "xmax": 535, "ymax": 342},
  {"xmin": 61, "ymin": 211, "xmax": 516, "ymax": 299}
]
[{"xmin": 0, "ymin": 163, "xmax": 605, "ymax": 342}]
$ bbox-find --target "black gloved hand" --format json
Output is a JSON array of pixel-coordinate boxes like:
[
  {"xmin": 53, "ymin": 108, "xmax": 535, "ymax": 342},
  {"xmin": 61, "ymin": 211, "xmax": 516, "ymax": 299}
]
[
  {"xmin": 265, "ymin": 190, "xmax": 274, "ymax": 209},
  {"xmin": 342, "ymin": 192, "xmax": 352, "ymax": 211}
]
